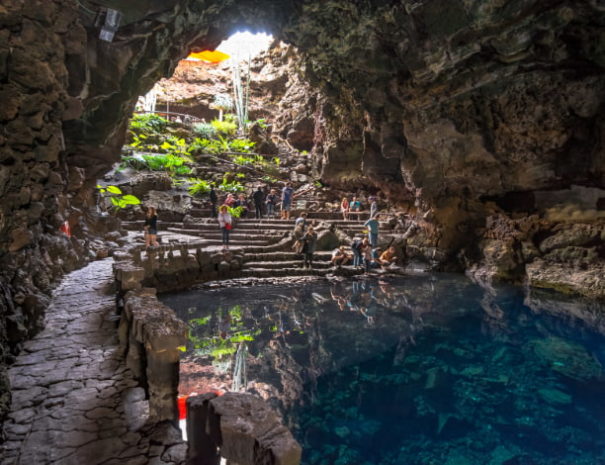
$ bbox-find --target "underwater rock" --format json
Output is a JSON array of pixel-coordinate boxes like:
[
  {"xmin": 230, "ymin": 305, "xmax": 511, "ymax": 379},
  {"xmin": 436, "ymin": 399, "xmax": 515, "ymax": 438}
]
[
  {"xmin": 538, "ymin": 388, "xmax": 572, "ymax": 405},
  {"xmin": 532, "ymin": 336, "xmax": 602, "ymax": 381}
]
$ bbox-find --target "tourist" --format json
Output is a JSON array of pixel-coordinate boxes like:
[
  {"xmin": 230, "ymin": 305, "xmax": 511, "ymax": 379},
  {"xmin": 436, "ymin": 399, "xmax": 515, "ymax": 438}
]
[
  {"xmin": 331, "ymin": 246, "xmax": 351, "ymax": 267},
  {"xmin": 209, "ymin": 186, "xmax": 218, "ymax": 218},
  {"xmin": 349, "ymin": 196, "xmax": 362, "ymax": 217},
  {"xmin": 281, "ymin": 182, "xmax": 295, "ymax": 220},
  {"xmin": 144, "ymin": 206, "xmax": 159, "ymax": 248},
  {"xmin": 218, "ymin": 205, "xmax": 232, "ymax": 250},
  {"xmin": 364, "ymin": 215, "xmax": 379, "ymax": 248},
  {"xmin": 340, "ymin": 197, "xmax": 350, "ymax": 220},
  {"xmin": 351, "ymin": 236, "xmax": 363, "ymax": 267},
  {"xmin": 369, "ymin": 195, "xmax": 378, "ymax": 219},
  {"xmin": 252, "ymin": 186, "xmax": 265, "ymax": 219},
  {"xmin": 377, "ymin": 246, "xmax": 398, "ymax": 267},
  {"xmin": 235, "ymin": 193, "xmax": 249, "ymax": 218},
  {"xmin": 361, "ymin": 237, "xmax": 373, "ymax": 272},
  {"xmin": 301, "ymin": 226, "xmax": 317, "ymax": 269},
  {"xmin": 295, "ymin": 212, "xmax": 308, "ymax": 229},
  {"xmin": 266, "ymin": 188, "xmax": 278, "ymax": 218},
  {"xmin": 292, "ymin": 223, "xmax": 305, "ymax": 254},
  {"xmin": 224, "ymin": 193, "xmax": 236, "ymax": 207}
]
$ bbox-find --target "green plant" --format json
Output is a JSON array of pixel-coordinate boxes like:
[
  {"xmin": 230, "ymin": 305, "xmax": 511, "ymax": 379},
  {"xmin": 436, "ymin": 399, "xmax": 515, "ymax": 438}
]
[
  {"xmin": 229, "ymin": 138, "xmax": 255, "ymax": 153},
  {"xmin": 119, "ymin": 155, "xmax": 148, "ymax": 170},
  {"xmin": 160, "ymin": 137, "xmax": 192, "ymax": 160},
  {"xmin": 314, "ymin": 180, "xmax": 323, "ymax": 188},
  {"xmin": 232, "ymin": 155, "xmax": 255, "ymax": 165},
  {"xmin": 129, "ymin": 113, "xmax": 169, "ymax": 133},
  {"xmin": 211, "ymin": 119, "xmax": 237, "ymax": 137},
  {"xmin": 142, "ymin": 154, "xmax": 192, "ymax": 175},
  {"xmin": 188, "ymin": 178, "xmax": 213, "ymax": 197},
  {"xmin": 227, "ymin": 206, "xmax": 245, "ymax": 218},
  {"xmin": 96, "ymin": 185, "xmax": 141, "ymax": 210},
  {"xmin": 254, "ymin": 118, "xmax": 268, "ymax": 129},
  {"xmin": 261, "ymin": 175, "xmax": 279, "ymax": 183},
  {"xmin": 220, "ymin": 175, "xmax": 244, "ymax": 193},
  {"xmin": 192, "ymin": 122, "xmax": 216, "ymax": 139}
]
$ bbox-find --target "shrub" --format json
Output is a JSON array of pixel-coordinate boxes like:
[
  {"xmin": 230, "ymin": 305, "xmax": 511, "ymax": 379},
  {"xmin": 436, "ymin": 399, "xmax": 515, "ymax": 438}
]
[
  {"xmin": 220, "ymin": 175, "xmax": 244, "ymax": 193},
  {"xmin": 188, "ymin": 179, "xmax": 213, "ymax": 197},
  {"xmin": 192, "ymin": 122, "xmax": 216, "ymax": 139},
  {"xmin": 227, "ymin": 206, "xmax": 245, "ymax": 218},
  {"xmin": 211, "ymin": 119, "xmax": 237, "ymax": 137},
  {"xmin": 229, "ymin": 139, "xmax": 255, "ymax": 153},
  {"xmin": 142, "ymin": 154, "xmax": 192, "ymax": 175},
  {"xmin": 129, "ymin": 113, "xmax": 169, "ymax": 134}
]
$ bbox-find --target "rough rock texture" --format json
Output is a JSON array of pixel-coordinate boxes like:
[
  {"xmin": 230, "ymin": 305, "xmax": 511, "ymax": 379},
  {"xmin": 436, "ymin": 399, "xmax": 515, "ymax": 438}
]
[
  {"xmin": 1, "ymin": 0, "xmax": 605, "ymax": 434},
  {"xmin": 0, "ymin": 259, "xmax": 185, "ymax": 465},
  {"xmin": 186, "ymin": 392, "xmax": 301, "ymax": 465}
]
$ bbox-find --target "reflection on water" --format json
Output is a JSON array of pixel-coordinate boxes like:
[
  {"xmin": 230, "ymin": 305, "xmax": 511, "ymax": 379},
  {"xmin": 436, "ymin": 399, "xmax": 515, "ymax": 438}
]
[{"xmin": 161, "ymin": 274, "xmax": 605, "ymax": 465}]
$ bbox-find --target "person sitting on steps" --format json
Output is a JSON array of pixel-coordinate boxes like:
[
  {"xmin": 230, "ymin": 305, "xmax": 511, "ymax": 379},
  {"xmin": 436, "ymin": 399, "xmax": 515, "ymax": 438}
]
[
  {"xmin": 349, "ymin": 196, "xmax": 362, "ymax": 217},
  {"xmin": 295, "ymin": 212, "xmax": 308, "ymax": 229},
  {"xmin": 331, "ymin": 246, "xmax": 351, "ymax": 268},
  {"xmin": 340, "ymin": 197, "xmax": 350, "ymax": 220},
  {"xmin": 377, "ymin": 246, "xmax": 398, "ymax": 267}
]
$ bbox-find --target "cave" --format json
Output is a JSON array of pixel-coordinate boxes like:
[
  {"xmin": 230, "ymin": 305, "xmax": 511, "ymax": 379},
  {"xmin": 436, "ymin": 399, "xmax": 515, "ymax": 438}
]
[{"xmin": 1, "ymin": 0, "xmax": 605, "ymax": 463}]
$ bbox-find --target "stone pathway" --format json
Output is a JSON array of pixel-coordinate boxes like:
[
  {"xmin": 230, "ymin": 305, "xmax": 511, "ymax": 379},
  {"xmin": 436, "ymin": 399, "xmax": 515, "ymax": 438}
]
[{"xmin": 0, "ymin": 259, "xmax": 185, "ymax": 465}]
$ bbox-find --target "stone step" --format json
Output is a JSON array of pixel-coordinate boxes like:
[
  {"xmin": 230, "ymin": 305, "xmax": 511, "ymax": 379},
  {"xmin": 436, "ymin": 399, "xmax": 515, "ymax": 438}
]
[
  {"xmin": 245, "ymin": 251, "xmax": 334, "ymax": 261},
  {"xmin": 189, "ymin": 209, "xmax": 370, "ymax": 220},
  {"xmin": 200, "ymin": 239, "xmax": 275, "ymax": 246},
  {"xmin": 243, "ymin": 260, "xmax": 333, "ymax": 269},
  {"xmin": 239, "ymin": 266, "xmax": 365, "ymax": 278},
  {"xmin": 166, "ymin": 228, "xmax": 284, "ymax": 240},
  {"xmin": 239, "ymin": 267, "xmax": 328, "ymax": 278}
]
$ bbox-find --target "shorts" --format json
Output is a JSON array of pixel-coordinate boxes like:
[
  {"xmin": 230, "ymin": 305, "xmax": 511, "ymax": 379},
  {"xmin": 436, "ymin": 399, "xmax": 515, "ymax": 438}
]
[
  {"xmin": 282, "ymin": 201, "xmax": 291, "ymax": 211},
  {"xmin": 147, "ymin": 228, "xmax": 157, "ymax": 235}
]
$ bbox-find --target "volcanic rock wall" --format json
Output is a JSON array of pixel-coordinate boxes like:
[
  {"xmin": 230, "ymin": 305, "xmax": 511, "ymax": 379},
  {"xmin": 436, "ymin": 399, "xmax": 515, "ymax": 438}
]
[{"xmin": 1, "ymin": 0, "xmax": 605, "ymax": 429}]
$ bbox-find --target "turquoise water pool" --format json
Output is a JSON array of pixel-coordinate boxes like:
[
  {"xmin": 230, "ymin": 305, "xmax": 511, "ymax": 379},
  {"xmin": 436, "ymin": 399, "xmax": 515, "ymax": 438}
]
[{"xmin": 161, "ymin": 274, "xmax": 605, "ymax": 465}]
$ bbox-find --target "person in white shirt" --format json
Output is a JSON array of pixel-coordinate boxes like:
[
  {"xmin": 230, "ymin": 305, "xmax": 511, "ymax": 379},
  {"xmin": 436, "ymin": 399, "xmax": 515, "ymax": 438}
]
[{"xmin": 217, "ymin": 205, "xmax": 232, "ymax": 250}]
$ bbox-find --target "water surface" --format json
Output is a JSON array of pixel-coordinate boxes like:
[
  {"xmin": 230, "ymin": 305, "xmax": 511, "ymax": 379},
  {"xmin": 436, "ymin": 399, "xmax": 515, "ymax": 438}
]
[{"xmin": 161, "ymin": 274, "xmax": 605, "ymax": 465}]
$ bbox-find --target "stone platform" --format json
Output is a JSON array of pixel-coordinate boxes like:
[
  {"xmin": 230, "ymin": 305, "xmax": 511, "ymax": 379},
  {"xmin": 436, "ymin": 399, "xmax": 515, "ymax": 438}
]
[{"xmin": 0, "ymin": 259, "xmax": 185, "ymax": 465}]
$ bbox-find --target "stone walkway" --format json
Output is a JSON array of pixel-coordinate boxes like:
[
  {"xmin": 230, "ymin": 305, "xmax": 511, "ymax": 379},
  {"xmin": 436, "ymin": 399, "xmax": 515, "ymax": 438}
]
[{"xmin": 0, "ymin": 259, "xmax": 185, "ymax": 465}]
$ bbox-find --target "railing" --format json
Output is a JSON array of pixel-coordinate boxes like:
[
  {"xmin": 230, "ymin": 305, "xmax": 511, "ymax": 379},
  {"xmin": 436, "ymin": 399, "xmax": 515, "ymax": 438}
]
[{"xmin": 133, "ymin": 110, "xmax": 204, "ymax": 125}]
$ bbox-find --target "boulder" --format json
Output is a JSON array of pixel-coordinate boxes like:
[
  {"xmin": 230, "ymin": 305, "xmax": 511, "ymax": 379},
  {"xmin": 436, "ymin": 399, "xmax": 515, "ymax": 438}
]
[{"xmin": 315, "ymin": 230, "xmax": 340, "ymax": 251}]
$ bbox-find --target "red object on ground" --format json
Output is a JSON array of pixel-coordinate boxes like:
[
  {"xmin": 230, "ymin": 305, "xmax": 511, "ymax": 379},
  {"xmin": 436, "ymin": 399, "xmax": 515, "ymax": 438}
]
[
  {"xmin": 59, "ymin": 221, "xmax": 71, "ymax": 238},
  {"xmin": 177, "ymin": 395, "xmax": 188, "ymax": 420}
]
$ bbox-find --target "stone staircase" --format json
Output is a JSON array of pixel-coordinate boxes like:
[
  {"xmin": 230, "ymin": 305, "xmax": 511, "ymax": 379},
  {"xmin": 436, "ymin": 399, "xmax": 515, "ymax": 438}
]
[{"xmin": 122, "ymin": 211, "xmax": 374, "ymax": 279}]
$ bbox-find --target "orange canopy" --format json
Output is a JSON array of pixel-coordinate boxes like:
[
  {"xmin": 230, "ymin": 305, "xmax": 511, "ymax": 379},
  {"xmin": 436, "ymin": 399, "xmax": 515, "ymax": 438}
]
[{"xmin": 187, "ymin": 50, "xmax": 230, "ymax": 63}]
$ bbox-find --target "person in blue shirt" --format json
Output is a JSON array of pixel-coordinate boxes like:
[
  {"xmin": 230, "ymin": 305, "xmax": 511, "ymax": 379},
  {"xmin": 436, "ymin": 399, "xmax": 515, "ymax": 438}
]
[
  {"xmin": 281, "ymin": 182, "xmax": 295, "ymax": 219},
  {"xmin": 369, "ymin": 195, "xmax": 378, "ymax": 219},
  {"xmin": 349, "ymin": 196, "xmax": 362, "ymax": 215},
  {"xmin": 364, "ymin": 216, "xmax": 379, "ymax": 248}
]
